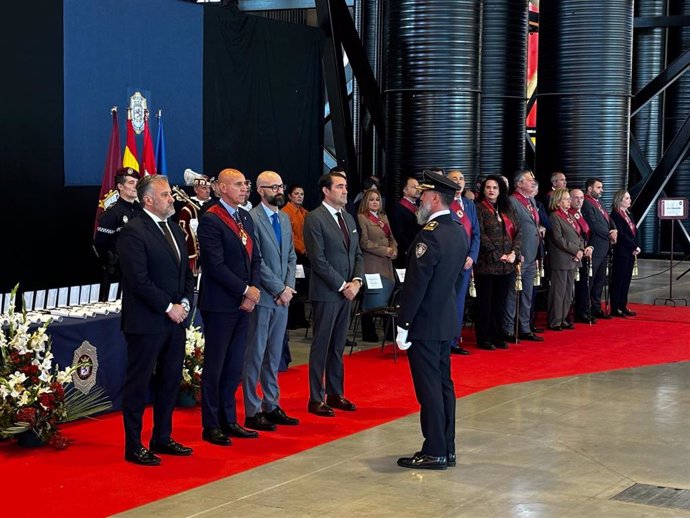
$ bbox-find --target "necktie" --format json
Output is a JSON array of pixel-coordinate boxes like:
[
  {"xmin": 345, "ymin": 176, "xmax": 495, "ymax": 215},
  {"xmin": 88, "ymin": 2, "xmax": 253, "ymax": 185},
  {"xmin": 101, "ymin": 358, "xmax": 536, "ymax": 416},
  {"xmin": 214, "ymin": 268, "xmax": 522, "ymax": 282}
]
[
  {"xmin": 336, "ymin": 211, "xmax": 350, "ymax": 248},
  {"xmin": 271, "ymin": 212, "xmax": 282, "ymax": 248},
  {"xmin": 233, "ymin": 210, "xmax": 243, "ymax": 227},
  {"xmin": 158, "ymin": 221, "xmax": 180, "ymax": 262}
]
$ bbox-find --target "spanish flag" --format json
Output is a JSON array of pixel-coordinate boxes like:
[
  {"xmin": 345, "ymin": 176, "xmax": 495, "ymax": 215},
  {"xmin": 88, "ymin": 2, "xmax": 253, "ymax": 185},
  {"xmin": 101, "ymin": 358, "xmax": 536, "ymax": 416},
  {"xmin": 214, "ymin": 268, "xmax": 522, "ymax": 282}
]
[
  {"xmin": 141, "ymin": 111, "xmax": 157, "ymax": 176},
  {"xmin": 123, "ymin": 109, "xmax": 140, "ymax": 172}
]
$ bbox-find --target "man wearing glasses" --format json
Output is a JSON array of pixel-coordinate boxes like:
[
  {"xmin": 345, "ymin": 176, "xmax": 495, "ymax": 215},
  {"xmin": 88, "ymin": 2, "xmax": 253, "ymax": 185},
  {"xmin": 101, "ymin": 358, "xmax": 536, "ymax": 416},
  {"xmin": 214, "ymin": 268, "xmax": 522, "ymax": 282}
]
[
  {"xmin": 243, "ymin": 171, "xmax": 300, "ymax": 431},
  {"xmin": 197, "ymin": 168, "xmax": 262, "ymax": 446}
]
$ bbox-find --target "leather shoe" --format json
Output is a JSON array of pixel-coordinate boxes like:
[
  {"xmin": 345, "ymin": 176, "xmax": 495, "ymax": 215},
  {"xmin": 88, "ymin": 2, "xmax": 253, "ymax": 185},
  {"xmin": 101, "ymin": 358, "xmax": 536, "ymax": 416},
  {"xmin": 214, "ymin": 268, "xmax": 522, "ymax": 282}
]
[
  {"xmin": 308, "ymin": 400, "xmax": 335, "ymax": 417},
  {"xmin": 326, "ymin": 394, "xmax": 356, "ymax": 411},
  {"xmin": 493, "ymin": 340, "xmax": 508, "ymax": 349},
  {"xmin": 518, "ymin": 332, "xmax": 544, "ymax": 342},
  {"xmin": 125, "ymin": 447, "xmax": 161, "ymax": 466},
  {"xmin": 264, "ymin": 407, "xmax": 299, "ymax": 425},
  {"xmin": 575, "ymin": 315, "xmax": 597, "ymax": 324},
  {"xmin": 547, "ymin": 325, "xmax": 562, "ymax": 331},
  {"xmin": 611, "ymin": 309, "xmax": 626, "ymax": 317},
  {"xmin": 561, "ymin": 322, "xmax": 575, "ymax": 330},
  {"xmin": 531, "ymin": 326, "xmax": 545, "ymax": 334},
  {"xmin": 477, "ymin": 342, "xmax": 496, "ymax": 351},
  {"xmin": 202, "ymin": 427, "xmax": 231, "ymax": 446},
  {"xmin": 222, "ymin": 423, "xmax": 259, "ymax": 438},
  {"xmin": 447, "ymin": 452, "xmax": 457, "ymax": 467},
  {"xmin": 244, "ymin": 413, "xmax": 277, "ymax": 432},
  {"xmin": 503, "ymin": 333, "xmax": 520, "ymax": 343},
  {"xmin": 622, "ymin": 308, "xmax": 637, "ymax": 316},
  {"xmin": 397, "ymin": 452, "xmax": 447, "ymax": 470},
  {"xmin": 450, "ymin": 344, "xmax": 470, "ymax": 355},
  {"xmin": 149, "ymin": 438, "xmax": 193, "ymax": 456}
]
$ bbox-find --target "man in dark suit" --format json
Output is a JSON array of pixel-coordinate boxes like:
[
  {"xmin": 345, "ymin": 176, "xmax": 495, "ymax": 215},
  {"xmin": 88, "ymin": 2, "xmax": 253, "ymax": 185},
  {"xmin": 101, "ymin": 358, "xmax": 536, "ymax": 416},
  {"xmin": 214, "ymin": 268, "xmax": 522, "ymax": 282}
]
[
  {"xmin": 388, "ymin": 176, "xmax": 422, "ymax": 268},
  {"xmin": 197, "ymin": 168, "xmax": 262, "ymax": 446},
  {"xmin": 303, "ymin": 171, "xmax": 364, "ymax": 417},
  {"xmin": 242, "ymin": 171, "xmax": 300, "ymax": 431},
  {"xmin": 581, "ymin": 178, "xmax": 618, "ymax": 318},
  {"xmin": 395, "ymin": 170, "xmax": 469, "ymax": 470},
  {"xmin": 117, "ymin": 174, "xmax": 194, "ymax": 466}
]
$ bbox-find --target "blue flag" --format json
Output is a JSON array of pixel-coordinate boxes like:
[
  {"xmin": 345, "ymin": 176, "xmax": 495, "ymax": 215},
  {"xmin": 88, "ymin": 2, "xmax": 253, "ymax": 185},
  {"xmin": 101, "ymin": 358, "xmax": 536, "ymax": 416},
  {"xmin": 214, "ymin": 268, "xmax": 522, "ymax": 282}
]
[{"xmin": 155, "ymin": 110, "xmax": 168, "ymax": 175}]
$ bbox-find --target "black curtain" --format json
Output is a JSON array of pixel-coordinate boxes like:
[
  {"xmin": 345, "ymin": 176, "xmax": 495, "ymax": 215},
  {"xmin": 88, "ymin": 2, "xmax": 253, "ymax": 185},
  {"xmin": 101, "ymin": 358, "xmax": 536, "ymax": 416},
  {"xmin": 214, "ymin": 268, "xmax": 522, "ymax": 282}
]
[{"xmin": 203, "ymin": 7, "xmax": 324, "ymax": 209}]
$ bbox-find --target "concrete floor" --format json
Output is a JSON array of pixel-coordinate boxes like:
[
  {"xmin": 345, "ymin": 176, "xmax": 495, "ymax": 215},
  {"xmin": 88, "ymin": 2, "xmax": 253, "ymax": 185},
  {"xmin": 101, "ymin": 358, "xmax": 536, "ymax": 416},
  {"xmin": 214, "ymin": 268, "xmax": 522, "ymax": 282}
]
[{"xmin": 119, "ymin": 259, "xmax": 690, "ymax": 518}]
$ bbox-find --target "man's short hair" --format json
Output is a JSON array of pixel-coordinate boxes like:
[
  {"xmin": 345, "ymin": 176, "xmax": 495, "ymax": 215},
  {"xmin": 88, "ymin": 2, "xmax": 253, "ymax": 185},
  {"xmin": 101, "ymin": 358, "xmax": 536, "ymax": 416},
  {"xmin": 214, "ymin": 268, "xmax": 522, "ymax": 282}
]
[
  {"xmin": 550, "ymin": 171, "xmax": 565, "ymax": 185},
  {"xmin": 318, "ymin": 172, "xmax": 346, "ymax": 198},
  {"xmin": 136, "ymin": 174, "xmax": 168, "ymax": 203},
  {"xmin": 585, "ymin": 177, "xmax": 603, "ymax": 190},
  {"xmin": 329, "ymin": 166, "xmax": 346, "ymax": 175}
]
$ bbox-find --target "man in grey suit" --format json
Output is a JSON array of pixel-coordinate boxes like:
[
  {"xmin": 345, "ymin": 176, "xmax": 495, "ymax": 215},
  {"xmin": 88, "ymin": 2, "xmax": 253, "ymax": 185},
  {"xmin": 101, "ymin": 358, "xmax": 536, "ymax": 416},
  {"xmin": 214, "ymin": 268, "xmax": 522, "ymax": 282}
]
[
  {"xmin": 503, "ymin": 170, "xmax": 544, "ymax": 342},
  {"xmin": 243, "ymin": 171, "xmax": 300, "ymax": 432},
  {"xmin": 303, "ymin": 171, "xmax": 364, "ymax": 417}
]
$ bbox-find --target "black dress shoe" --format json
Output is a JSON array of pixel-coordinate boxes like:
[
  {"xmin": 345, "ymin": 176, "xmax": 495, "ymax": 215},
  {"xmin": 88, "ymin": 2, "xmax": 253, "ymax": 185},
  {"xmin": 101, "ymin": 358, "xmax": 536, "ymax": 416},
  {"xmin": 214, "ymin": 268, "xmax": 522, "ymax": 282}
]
[
  {"xmin": 397, "ymin": 452, "xmax": 447, "ymax": 470},
  {"xmin": 450, "ymin": 345, "xmax": 471, "ymax": 355},
  {"xmin": 493, "ymin": 340, "xmax": 509, "ymax": 349},
  {"xmin": 591, "ymin": 309, "xmax": 612, "ymax": 320},
  {"xmin": 503, "ymin": 333, "xmax": 520, "ymax": 343},
  {"xmin": 326, "ymin": 394, "xmax": 357, "ymax": 411},
  {"xmin": 561, "ymin": 322, "xmax": 575, "ymax": 330},
  {"xmin": 244, "ymin": 413, "xmax": 277, "ymax": 432},
  {"xmin": 611, "ymin": 309, "xmax": 626, "ymax": 317},
  {"xmin": 575, "ymin": 315, "xmax": 597, "ymax": 324},
  {"xmin": 264, "ymin": 407, "xmax": 299, "ymax": 425},
  {"xmin": 447, "ymin": 452, "xmax": 457, "ymax": 467},
  {"xmin": 622, "ymin": 308, "xmax": 637, "ymax": 316},
  {"xmin": 125, "ymin": 447, "xmax": 161, "ymax": 466},
  {"xmin": 547, "ymin": 325, "xmax": 562, "ymax": 331},
  {"xmin": 202, "ymin": 427, "xmax": 231, "ymax": 446},
  {"xmin": 531, "ymin": 326, "xmax": 545, "ymax": 334},
  {"xmin": 149, "ymin": 439, "xmax": 193, "ymax": 456},
  {"xmin": 477, "ymin": 342, "xmax": 496, "ymax": 350},
  {"xmin": 518, "ymin": 332, "xmax": 544, "ymax": 342},
  {"xmin": 222, "ymin": 423, "xmax": 259, "ymax": 438},
  {"xmin": 308, "ymin": 400, "xmax": 335, "ymax": 417}
]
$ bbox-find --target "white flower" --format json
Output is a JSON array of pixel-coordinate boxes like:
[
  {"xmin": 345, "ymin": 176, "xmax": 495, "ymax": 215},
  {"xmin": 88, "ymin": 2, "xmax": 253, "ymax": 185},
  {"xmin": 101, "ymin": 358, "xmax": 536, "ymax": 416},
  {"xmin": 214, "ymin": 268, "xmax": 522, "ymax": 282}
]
[{"xmin": 56, "ymin": 369, "xmax": 72, "ymax": 385}]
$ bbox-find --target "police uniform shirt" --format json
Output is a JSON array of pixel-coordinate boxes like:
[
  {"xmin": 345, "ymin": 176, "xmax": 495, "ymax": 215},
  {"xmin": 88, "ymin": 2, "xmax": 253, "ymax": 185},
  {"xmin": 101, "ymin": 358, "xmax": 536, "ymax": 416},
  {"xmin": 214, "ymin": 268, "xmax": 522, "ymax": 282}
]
[{"xmin": 94, "ymin": 197, "xmax": 142, "ymax": 259}]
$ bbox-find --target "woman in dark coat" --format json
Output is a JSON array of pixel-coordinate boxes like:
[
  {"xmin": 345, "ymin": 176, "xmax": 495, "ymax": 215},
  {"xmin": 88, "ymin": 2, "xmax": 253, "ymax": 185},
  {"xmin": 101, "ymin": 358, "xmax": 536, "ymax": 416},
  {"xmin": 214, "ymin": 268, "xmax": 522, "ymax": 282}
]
[
  {"xmin": 609, "ymin": 190, "xmax": 641, "ymax": 317},
  {"xmin": 474, "ymin": 175, "xmax": 522, "ymax": 350}
]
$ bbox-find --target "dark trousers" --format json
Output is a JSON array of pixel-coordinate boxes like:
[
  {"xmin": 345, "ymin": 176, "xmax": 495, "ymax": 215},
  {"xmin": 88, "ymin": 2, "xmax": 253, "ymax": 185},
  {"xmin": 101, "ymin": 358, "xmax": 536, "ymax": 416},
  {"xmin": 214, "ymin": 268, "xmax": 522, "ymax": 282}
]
[
  {"xmin": 589, "ymin": 253, "xmax": 608, "ymax": 310},
  {"xmin": 474, "ymin": 273, "xmax": 512, "ymax": 344},
  {"xmin": 200, "ymin": 310, "xmax": 249, "ymax": 428},
  {"xmin": 308, "ymin": 298, "xmax": 351, "ymax": 402},
  {"xmin": 610, "ymin": 253, "xmax": 634, "ymax": 312},
  {"xmin": 122, "ymin": 325, "xmax": 185, "ymax": 453},
  {"xmin": 454, "ymin": 267, "xmax": 472, "ymax": 339},
  {"xmin": 574, "ymin": 263, "xmax": 591, "ymax": 318},
  {"xmin": 407, "ymin": 339, "xmax": 455, "ymax": 457}
]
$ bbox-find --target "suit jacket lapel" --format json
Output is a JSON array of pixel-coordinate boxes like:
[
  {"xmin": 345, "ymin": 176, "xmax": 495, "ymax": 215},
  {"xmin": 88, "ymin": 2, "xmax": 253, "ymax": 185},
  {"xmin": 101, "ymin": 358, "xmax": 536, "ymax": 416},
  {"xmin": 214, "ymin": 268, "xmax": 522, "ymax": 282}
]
[
  {"xmin": 258, "ymin": 208, "xmax": 281, "ymax": 252},
  {"xmin": 323, "ymin": 205, "xmax": 349, "ymax": 250},
  {"xmin": 145, "ymin": 216, "xmax": 181, "ymax": 268}
]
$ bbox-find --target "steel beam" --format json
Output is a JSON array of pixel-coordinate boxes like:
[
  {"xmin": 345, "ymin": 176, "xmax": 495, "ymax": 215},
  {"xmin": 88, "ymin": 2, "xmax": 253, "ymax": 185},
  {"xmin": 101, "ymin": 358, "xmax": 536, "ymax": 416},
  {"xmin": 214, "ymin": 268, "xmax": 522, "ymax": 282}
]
[
  {"xmin": 631, "ymin": 49, "xmax": 690, "ymax": 117},
  {"xmin": 634, "ymin": 15, "xmax": 690, "ymax": 29}
]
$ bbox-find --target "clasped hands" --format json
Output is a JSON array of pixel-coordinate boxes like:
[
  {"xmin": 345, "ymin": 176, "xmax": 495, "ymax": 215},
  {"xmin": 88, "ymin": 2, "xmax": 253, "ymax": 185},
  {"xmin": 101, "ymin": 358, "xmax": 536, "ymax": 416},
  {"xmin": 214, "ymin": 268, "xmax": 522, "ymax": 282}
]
[
  {"xmin": 167, "ymin": 304, "xmax": 188, "ymax": 324},
  {"xmin": 276, "ymin": 286, "xmax": 297, "ymax": 306},
  {"xmin": 342, "ymin": 280, "xmax": 361, "ymax": 301},
  {"xmin": 240, "ymin": 286, "xmax": 261, "ymax": 312}
]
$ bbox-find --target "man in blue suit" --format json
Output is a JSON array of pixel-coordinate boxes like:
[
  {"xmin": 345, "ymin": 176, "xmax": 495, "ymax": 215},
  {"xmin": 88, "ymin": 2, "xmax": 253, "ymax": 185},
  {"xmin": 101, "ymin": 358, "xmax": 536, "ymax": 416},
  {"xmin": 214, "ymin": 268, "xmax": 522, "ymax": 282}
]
[
  {"xmin": 446, "ymin": 170, "xmax": 480, "ymax": 355},
  {"xmin": 197, "ymin": 168, "xmax": 262, "ymax": 446},
  {"xmin": 117, "ymin": 174, "xmax": 194, "ymax": 466},
  {"xmin": 242, "ymin": 171, "xmax": 300, "ymax": 431}
]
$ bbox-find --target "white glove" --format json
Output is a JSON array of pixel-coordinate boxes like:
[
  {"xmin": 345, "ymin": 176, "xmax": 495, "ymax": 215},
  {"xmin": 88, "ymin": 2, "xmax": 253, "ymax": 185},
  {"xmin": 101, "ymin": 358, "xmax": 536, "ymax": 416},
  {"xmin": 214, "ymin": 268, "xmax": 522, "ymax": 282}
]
[{"xmin": 396, "ymin": 326, "xmax": 411, "ymax": 351}]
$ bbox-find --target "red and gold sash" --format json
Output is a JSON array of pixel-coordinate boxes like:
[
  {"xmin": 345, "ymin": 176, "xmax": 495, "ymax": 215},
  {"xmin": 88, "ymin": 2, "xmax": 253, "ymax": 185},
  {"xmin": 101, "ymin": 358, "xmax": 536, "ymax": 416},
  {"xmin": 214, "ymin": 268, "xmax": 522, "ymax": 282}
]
[
  {"xmin": 207, "ymin": 204, "xmax": 254, "ymax": 258},
  {"xmin": 556, "ymin": 208, "xmax": 579, "ymax": 233},
  {"xmin": 618, "ymin": 209, "xmax": 637, "ymax": 236},
  {"xmin": 568, "ymin": 208, "xmax": 590, "ymax": 239},
  {"xmin": 451, "ymin": 198, "xmax": 472, "ymax": 239},
  {"xmin": 512, "ymin": 192, "xmax": 540, "ymax": 227},
  {"xmin": 482, "ymin": 199, "xmax": 517, "ymax": 241},
  {"xmin": 585, "ymin": 194, "xmax": 610, "ymax": 222},
  {"xmin": 366, "ymin": 211, "xmax": 391, "ymax": 237},
  {"xmin": 399, "ymin": 197, "xmax": 417, "ymax": 214}
]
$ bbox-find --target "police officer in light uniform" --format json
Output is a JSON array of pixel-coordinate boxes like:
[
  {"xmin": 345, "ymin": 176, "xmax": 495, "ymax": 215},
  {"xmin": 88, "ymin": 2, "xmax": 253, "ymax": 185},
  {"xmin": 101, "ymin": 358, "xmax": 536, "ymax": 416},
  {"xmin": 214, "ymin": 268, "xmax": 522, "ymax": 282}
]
[
  {"xmin": 94, "ymin": 167, "xmax": 142, "ymax": 299},
  {"xmin": 395, "ymin": 170, "xmax": 469, "ymax": 470}
]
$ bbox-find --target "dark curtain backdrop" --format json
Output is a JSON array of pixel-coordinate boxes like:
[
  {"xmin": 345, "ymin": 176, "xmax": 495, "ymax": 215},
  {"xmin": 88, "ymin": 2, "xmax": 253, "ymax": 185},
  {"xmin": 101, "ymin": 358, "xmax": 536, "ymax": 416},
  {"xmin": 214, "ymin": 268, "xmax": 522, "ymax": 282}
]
[{"xmin": 203, "ymin": 7, "xmax": 324, "ymax": 209}]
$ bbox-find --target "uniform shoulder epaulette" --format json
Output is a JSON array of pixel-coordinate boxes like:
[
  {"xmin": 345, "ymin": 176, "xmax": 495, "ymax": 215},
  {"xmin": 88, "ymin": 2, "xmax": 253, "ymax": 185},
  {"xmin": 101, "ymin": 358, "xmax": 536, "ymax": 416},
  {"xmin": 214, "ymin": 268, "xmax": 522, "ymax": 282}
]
[{"xmin": 423, "ymin": 221, "xmax": 438, "ymax": 231}]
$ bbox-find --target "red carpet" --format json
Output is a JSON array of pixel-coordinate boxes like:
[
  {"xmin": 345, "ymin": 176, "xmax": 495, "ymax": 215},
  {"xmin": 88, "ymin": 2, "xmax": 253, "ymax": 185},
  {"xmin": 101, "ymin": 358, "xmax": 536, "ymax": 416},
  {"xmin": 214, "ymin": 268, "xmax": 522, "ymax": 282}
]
[{"xmin": 3, "ymin": 303, "xmax": 690, "ymax": 516}]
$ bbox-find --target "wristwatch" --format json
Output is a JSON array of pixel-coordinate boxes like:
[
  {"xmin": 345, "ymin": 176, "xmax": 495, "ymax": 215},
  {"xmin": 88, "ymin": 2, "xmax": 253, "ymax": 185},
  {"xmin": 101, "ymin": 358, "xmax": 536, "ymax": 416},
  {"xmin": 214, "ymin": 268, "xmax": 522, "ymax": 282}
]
[{"xmin": 181, "ymin": 300, "xmax": 191, "ymax": 312}]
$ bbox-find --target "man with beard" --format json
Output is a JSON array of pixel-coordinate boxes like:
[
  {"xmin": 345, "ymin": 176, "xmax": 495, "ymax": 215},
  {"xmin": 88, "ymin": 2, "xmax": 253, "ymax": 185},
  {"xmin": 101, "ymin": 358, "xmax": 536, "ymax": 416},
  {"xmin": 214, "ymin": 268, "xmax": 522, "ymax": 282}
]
[
  {"xmin": 303, "ymin": 171, "xmax": 363, "ymax": 417},
  {"xmin": 242, "ymin": 171, "xmax": 300, "ymax": 431},
  {"xmin": 582, "ymin": 178, "xmax": 617, "ymax": 318},
  {"xmin": 388, "ymin": 176, "xmax": 422, "ymax": 268},
  {"xmin": 395, "ymin": 170, "xmax": 469, "ymax": 470},
  {"xmin": 117, "ymin": 174, "xmax": 194, "ymax": 465}
]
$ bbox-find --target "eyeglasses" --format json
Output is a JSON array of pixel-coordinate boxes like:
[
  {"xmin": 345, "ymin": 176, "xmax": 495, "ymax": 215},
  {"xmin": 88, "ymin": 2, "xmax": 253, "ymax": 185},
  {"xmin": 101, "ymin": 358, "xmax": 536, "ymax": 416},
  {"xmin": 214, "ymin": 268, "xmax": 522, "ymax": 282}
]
[{"xmin": 259, "ymin": 184, "xmax": 286, "ymax": 192}]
